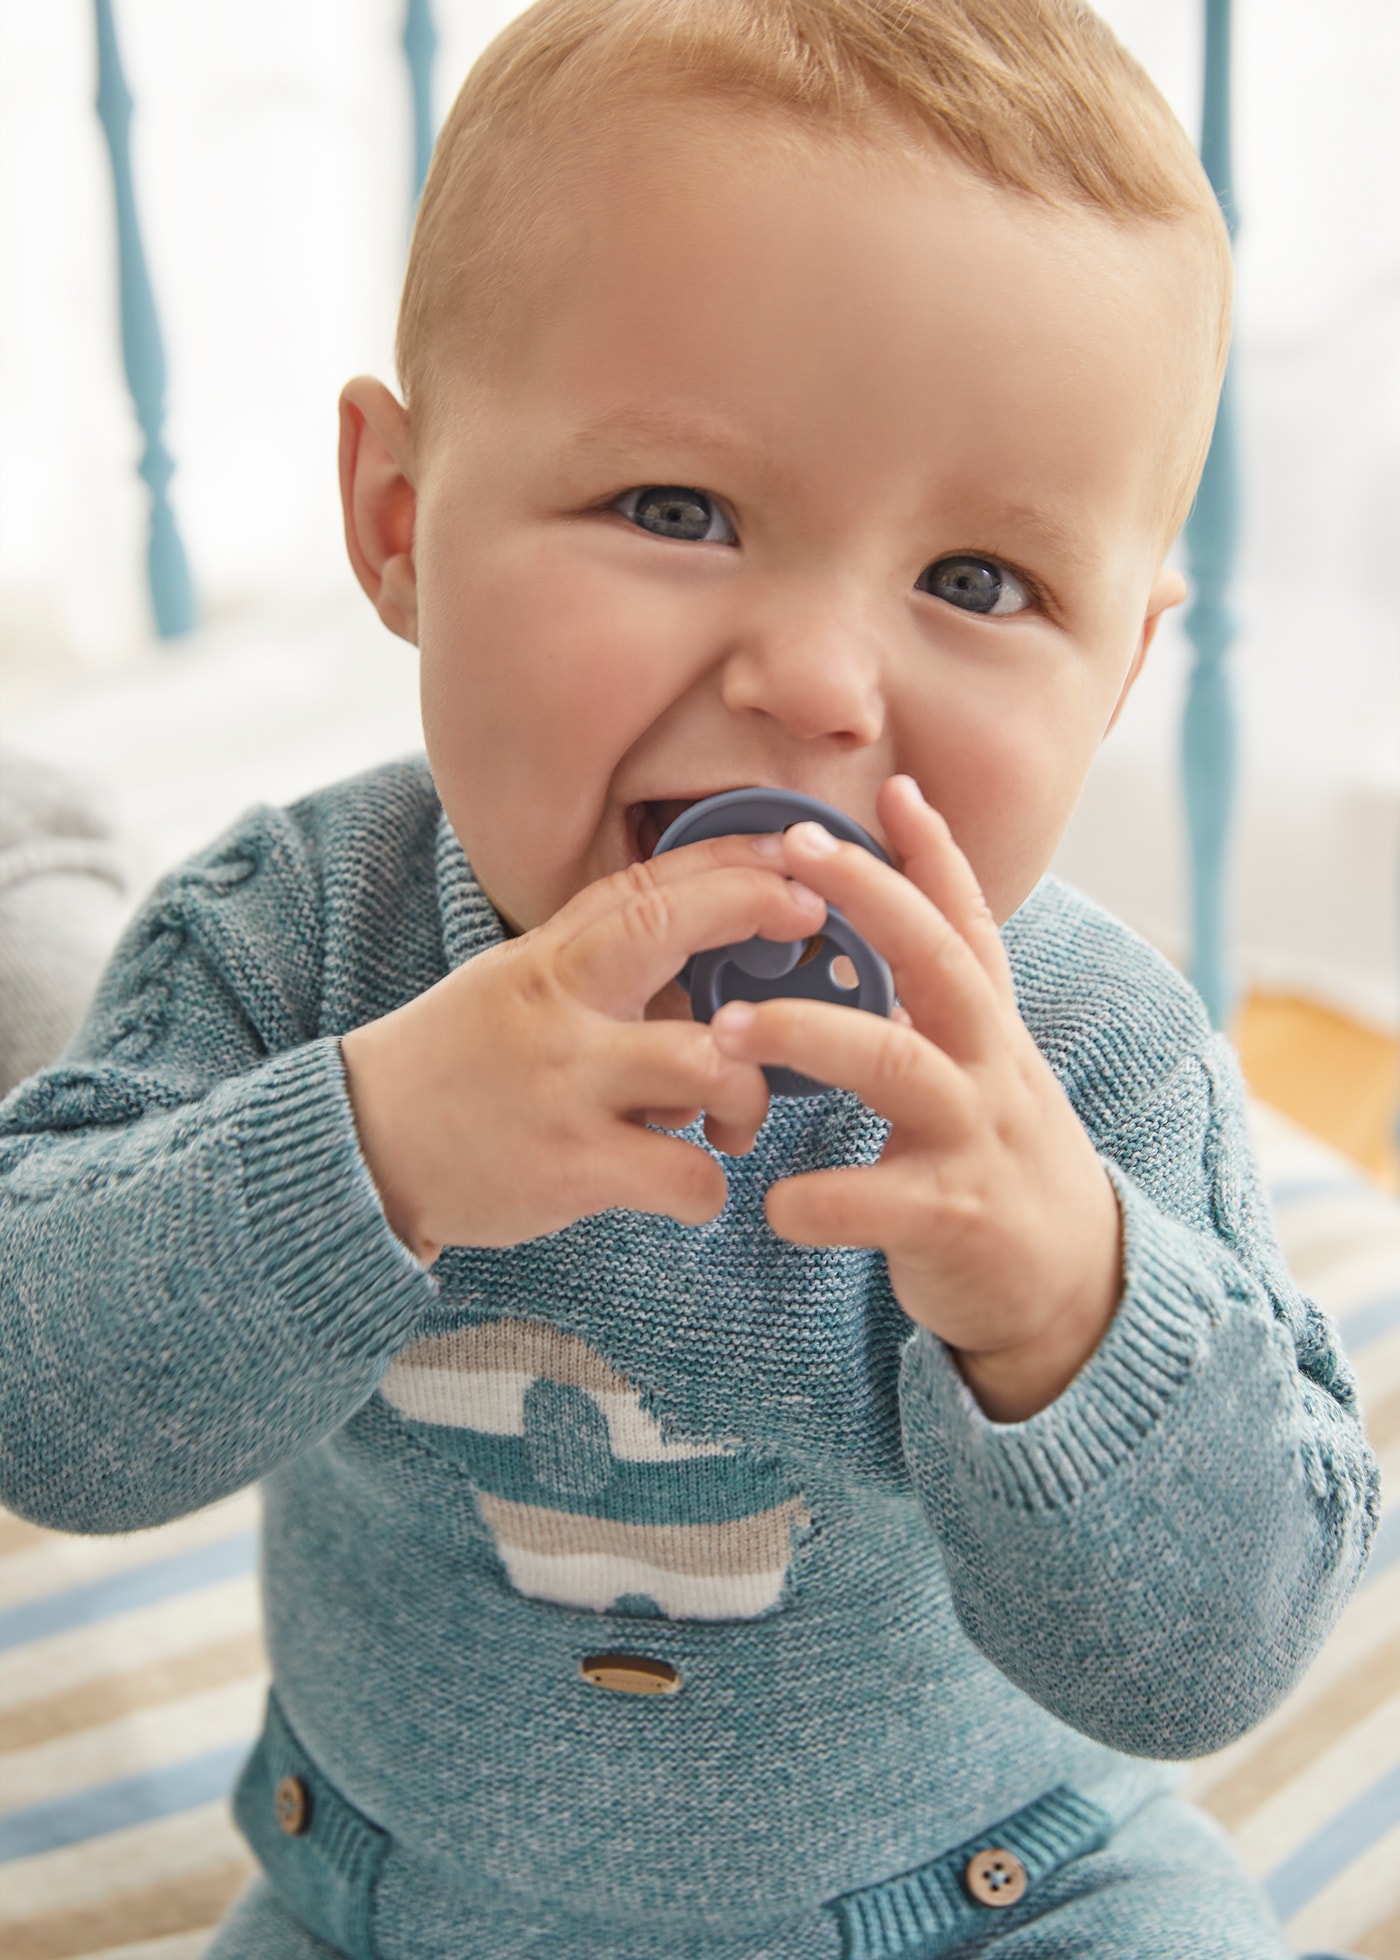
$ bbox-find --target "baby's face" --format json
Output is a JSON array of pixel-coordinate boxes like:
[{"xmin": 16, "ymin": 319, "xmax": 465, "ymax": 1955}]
[{"xmin": 404, "ymin": 109, "xmax": 1203, "ymax": 935}]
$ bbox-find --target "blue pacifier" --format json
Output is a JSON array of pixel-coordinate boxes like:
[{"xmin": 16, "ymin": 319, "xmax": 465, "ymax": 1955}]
[{"xmin": 652, "ymin": 788, "xmax": 895, "ymax": 1098}]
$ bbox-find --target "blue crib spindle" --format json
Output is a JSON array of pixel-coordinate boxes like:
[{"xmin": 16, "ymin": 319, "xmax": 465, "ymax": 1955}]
[
  {"xmin": 93, "ymin": 0, "xmax": 195, "ymax": 640},
  {"xmin": 1181, "ymin": 0, "xmax": 1240, "ymax": 1028},
  {"xmin": 403, "ymin": 0, "xmax": 439, "ymax": 208}
]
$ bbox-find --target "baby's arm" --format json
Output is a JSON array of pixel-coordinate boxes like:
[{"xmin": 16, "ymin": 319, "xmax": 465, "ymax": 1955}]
[
  {"xmin": 712, "ymin": 778, "xmax": 1378, "ymax": 1758},
  {"xmin": 0, "ymin": 791, "xmax": 817, "ymax": 1534},
  {"xmin": 0, "ymin": 810, "xmax": 437, "ymax": 1533},
  {"xmin": 896, "ymin": 1026, "xmax": 1379, "ymax": 1758}
]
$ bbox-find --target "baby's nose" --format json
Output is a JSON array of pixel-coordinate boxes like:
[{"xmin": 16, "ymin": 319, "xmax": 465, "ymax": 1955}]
[{"xmin": 718, "ymin": 602, "xmax": 886, "ymax": 746}]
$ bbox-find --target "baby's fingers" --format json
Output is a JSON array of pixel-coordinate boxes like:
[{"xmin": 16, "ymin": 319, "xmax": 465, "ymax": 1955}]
[
  {"xmin": 877, "ymin": 776, "xmax": 1016, "ymax": 1007},
  {"xmin": 597, "ymin": 1123, "xmax": 732, "ymax": 1226},
  {"xmin": 607, "ymin": 1021, "xmax": 771, "ymax": 1153},
  {"xmin": 778, "ymin": 827, "xmax": 1000, "ymax": 1064},
  {"xmin": 762, "ymin": 1163, "xmax": 890, "ymax": 1250},
  {"xmin": 559, "ymin": 859, "xmax": 825, "ymax": 1015},
  {"xmin": 712, "ymin": 996, "xmax": 973, "ymax": 1139}
]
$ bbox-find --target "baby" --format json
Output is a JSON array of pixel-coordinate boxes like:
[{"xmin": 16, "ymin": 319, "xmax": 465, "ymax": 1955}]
[{"xmin": 0, "ymin": 2, "xmax": 1378, "ymax": 1957}]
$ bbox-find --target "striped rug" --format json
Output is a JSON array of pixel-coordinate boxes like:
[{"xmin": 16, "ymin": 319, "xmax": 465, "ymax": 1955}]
[{"xmin": 1, "ymin": 1098, "xmax": 1396, "ymax": 1960}]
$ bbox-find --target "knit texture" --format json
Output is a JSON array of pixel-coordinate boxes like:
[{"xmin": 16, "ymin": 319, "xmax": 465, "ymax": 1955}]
[{"xmin": 0, "ymin": 756, "xmax": 1379, "ymax": 1957}]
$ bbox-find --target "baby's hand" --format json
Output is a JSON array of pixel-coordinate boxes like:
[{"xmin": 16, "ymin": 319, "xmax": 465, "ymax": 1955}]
[
  {"xmin": 710, "ymin": 777, "xmax": 1123, "ymax": 1421},
  {"xmin": 340, "ymin": 835, "xmax": 825, "ymax": 1263}
]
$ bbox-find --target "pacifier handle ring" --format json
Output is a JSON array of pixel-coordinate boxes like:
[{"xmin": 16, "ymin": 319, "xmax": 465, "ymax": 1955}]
[
  {"xmin": 652, "ymin": 789, "xmax": 896, "ymax": 1097},
  {"xmin": 685, "ymin": 906, "xmax": 894, "ymax": 1024}
]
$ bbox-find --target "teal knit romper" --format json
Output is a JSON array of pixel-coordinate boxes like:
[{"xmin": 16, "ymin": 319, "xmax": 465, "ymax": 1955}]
[{"xmin": 0, "ymin": 761, "xmax": 1377, "ymax": 1960}]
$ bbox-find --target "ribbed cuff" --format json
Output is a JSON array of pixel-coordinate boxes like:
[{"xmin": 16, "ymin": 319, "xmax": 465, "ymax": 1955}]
[
  {"xmin": 234, "ymin": 1037, "xmax": 437, "ymax": 1360},
  {"xmin": 901, "ymin": 1161, "xmax": 1227, "ymax": 1513}
]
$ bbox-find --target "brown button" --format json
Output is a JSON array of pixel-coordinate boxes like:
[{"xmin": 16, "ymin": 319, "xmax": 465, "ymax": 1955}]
[
  {"xmin": 274, "ymin": 1773, "xmax": 311, "ymax": 1836},
  {"xmin": 580, "ymin": 1652, "xmax": 681, "ymax": 1695},
  {"xmin": 964, "ymin": 1846, "xmax": 1027, "ymax": 1908}
]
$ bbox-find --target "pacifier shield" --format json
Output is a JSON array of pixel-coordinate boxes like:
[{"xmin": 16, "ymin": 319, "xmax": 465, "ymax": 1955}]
[{"xmin": 652, "ymin": 788, "xmax": 895, "ymax": 1097}]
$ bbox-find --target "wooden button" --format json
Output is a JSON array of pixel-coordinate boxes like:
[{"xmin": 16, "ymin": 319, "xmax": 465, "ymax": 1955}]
[
  {"xmin": 274, "ymin": 1773, "xmax": 310, "ymax": 1836},
  {"xmin": 580, "ymin": 1652, "xmax": 681, "ymax": 1695},
  {"xmin": 964, "ymin": 1846, "xmax": 1027, "ymax": 1907}
]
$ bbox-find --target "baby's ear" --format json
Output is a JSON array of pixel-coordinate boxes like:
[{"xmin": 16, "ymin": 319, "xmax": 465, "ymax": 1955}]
[
  {"xmin": 1104, "ymin": 562, "xmax": 1187, "ymax": 737},
  {"xmin": 339, "ymin": 377, "xmax": 418, "ymax": 643}
]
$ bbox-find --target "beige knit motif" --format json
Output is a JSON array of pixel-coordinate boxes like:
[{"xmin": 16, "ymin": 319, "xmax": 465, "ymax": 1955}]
[{"xmin": 380, "ymin": 1319, "xmax": 809, "ymax": 1620}]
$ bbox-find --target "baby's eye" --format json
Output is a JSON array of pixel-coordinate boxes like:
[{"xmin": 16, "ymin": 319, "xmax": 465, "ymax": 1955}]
[
  {"xmin": 916, "ymin": 555, "xmax": 1031, "ymax": 616},
  {"xmin": 615, "ymin": 486, "xmax": 736, "ymax": 544}
]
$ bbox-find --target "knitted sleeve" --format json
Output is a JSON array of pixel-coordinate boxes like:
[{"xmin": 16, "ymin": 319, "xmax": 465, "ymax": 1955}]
[
  {"xmin": 898, "ymin": 894, "xmax": 1381, "ymax": 1762},
  {"xmin": 0, "ymin": 804, "xmax": 437, "ymax": 1534}
]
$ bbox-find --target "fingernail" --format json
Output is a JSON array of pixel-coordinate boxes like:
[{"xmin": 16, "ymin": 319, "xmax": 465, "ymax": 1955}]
[
  {"xmin": 748, "ymin": 831, "xmax": 783, "ymax": 860},
  {"xmin": 713, "ymin": 1001, "xmax": 756, "ymax": 1036},
  {"xmin": 787, "ymin": 880, "xmax": 825, "ymax": 908},
  {"xmin": 892, "ymin": 774, "xmax": 926, "ymax": 805},
  {"xmin": 790, "ymin": 821, "xmax": 838, "ymax": 854}
]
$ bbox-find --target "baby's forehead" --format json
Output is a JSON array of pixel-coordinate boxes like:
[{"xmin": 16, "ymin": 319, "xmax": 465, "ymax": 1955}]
[
  {"xmin": 422, "ymin": 123, "xmax": 1213, "ymax": 569},
  {"xmin": 474, "ymin": 102, "xmax": 1181, "ymax": 334},
  {"xmin": 516, "ymin": 111, "xmax": 1209, "ymax": 381}
]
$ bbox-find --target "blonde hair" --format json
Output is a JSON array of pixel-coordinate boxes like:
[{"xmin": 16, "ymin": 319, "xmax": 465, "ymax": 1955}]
[{"xmin": 397, "ymin": 0, "xmax": 1231, "ymax": 530}]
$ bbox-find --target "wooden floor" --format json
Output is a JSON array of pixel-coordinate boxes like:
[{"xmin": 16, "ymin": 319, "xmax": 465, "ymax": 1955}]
[{"xmin": 1233, "ymin": 992, "xmax": 1399, "ymax": 1191}]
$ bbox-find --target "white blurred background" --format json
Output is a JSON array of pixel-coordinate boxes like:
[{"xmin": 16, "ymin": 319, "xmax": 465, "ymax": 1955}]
[{"xmin": 1, "ymin": 0, "xmax": 1396, "ymax": 1027}]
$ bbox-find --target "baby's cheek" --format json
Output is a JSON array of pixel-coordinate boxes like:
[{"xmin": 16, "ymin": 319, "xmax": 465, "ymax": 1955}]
[{"xmin": 940, "ymin": 749, "xmax": 1081, "ymax": 922}]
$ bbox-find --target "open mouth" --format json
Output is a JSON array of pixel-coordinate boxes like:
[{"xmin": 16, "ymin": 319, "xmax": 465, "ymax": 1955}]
[{"xmin": 627, "ymin": 798, "xmax": 707, "ymax": 862}]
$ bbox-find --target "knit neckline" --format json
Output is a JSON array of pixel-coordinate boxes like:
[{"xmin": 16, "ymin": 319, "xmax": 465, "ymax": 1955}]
[{"xmin": 434, "ymin": 809, "xmax": 510, "ymax": 971}]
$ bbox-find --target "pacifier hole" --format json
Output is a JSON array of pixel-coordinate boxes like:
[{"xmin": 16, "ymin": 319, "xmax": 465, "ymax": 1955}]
[
  {"xmin": 795, "ymin": 934, "xmax": 826, "ymax": 968},
  {"xmin": 829, "ymin": 954, "xmax": 859, "ymax": 991}
]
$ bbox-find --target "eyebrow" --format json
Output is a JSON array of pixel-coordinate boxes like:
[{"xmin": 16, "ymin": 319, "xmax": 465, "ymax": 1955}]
[
  {"xmin": 937, "ymin": 492, "xmax": 1096, "ymax": 577},
  {"xmin": 557, "ymin": 407, "xmax": 804, "ymax": 495}
]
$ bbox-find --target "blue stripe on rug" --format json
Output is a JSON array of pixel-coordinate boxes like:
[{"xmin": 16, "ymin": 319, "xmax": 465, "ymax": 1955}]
[
  {"xmin": 0, "ymin": 1740, "xmax": 252, "ymax": 1860},
  {"xmin": 0, "ymin": 1740, "xmax": 248, "ymax": 1858},
  {"xmin": 0, "ymin": 1531, "xmax": 257, "ymax": 1652},
  {"xmin": 1264, "ymin": 1758, "xmax": 1400, "ymax": 1922},
  {"xmin": 1340, "ymin": 1290, "xmax": 1400, "ymax": 1354}
]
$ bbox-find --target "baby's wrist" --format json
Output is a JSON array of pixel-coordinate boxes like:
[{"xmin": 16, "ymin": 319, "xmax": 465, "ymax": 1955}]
[
  {"xmin": 953, "ymin": 1174, "xmax": 1124, "ymax": 1422},
  {"xmin": 954, "ymin": 1315, "xmax": 1108, "ymax": 1422},
  {"xmin": 339, "ymin": 1023, "xmax": 444, "ymax": 1267}
]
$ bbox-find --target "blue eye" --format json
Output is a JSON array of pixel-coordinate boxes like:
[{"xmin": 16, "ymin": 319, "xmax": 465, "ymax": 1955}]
[
  {"xmin": 917, "ymin": 555, "xmax": 1030, "ymax": 616},
  {"xmin": 616, "ymin": 486, "xmax": 736, "ymax": 544}
]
